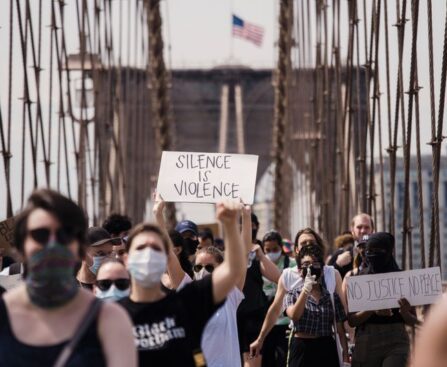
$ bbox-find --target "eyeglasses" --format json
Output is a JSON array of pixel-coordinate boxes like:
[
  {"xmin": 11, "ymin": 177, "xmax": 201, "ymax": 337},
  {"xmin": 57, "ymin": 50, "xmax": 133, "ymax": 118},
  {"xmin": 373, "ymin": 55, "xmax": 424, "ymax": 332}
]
[
  {"xmin": 96, "ymin": 278, "xmax": 130, "ymax": 291},
  {"xmin": 193, "ymin": 264, "xmax": 215, "ymax": 273},
  {"xmin": 28, "ymin": 227, "xmax": 75, "ymax": 246}
]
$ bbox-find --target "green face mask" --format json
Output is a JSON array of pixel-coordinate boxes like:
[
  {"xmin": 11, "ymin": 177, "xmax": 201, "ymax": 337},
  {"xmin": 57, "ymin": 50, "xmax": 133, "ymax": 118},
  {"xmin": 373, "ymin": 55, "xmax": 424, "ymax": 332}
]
[{"xmin": 26, "ymin": 242, "xmax": 79, "ymax": 308}]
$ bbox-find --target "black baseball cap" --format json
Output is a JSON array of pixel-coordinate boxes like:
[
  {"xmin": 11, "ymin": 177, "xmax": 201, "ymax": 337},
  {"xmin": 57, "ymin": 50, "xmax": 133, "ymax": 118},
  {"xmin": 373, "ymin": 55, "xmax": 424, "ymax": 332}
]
[{"xmin": 87, "ymin": 227, "xmax": 121, "ymax": 247}]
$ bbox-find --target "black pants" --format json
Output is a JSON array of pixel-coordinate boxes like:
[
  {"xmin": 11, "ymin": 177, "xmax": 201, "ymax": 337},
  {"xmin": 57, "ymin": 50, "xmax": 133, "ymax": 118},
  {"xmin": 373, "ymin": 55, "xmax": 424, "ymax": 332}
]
[
  {"xmin": 288, "ymin": 336, "xmax": 339, "ymax": 367},
  {"xmin": 261, "ymin": 324, "xmax": 288, "ymax": 367}
]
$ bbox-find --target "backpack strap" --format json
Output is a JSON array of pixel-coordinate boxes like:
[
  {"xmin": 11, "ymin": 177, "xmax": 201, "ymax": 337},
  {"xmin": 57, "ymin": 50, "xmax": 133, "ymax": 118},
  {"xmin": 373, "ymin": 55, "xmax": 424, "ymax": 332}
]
[{"xmin": 53, "ymin": 298, "xmax": 102, "ymax": 367}]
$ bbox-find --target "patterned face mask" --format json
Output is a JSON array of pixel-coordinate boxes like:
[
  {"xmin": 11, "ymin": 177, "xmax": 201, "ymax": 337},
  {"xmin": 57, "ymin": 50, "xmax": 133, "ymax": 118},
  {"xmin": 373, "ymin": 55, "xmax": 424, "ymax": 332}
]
[{"xmin": 26, "ymin": 242, "xmax": 79, "ymax": 308}]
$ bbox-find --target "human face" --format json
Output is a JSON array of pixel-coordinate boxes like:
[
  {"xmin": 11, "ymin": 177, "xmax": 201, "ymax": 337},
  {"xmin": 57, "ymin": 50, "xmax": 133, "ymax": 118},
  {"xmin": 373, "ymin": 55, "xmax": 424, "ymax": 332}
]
[
  {"xmin": 351, "ymin": 215, "xmax": 373, "ymax": 241},
  {"xmin": 94, "ymin": 262, "xmax": 130, "ymax": 298},
  {"xmin": 295, "ymin": 233, "xmax": 317, "ymax": 254},
  {"xmin": 128, "ymin": 231, "xmax": 167, "ymax": 255},
  {"xmin": 194, "ymin": 253, "xmax": 219, "ymax": 274},
  {"xmin": 86, "ymin": 242, "xmax": 114, "ymax": 267},
  {"xmin": 24, "ymin": 208, "xmax": 80, "ymax": 260},
  {"xmin": 112, "ymin": 244, "xmax": 127, "ymax": 262},
  {"xmin": 264, "ymin": 240, "xmax": 281, "ymax": 254},
  {"xmin": 299, "ymin": 254, "xmax": 322, "ymax": 279},
  {"xmin": 181, "ymin": 230, "xmax": 197, "ymax": 241}
]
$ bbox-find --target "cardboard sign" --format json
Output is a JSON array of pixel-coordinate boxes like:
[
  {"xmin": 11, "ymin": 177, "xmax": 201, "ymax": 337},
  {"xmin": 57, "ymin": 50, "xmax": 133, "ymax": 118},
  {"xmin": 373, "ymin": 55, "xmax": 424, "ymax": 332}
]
[
  {"xmin": 0, "ymin": 217, "xmax": 15, "ymax": 250},
  {"xmin": 346, "ymin": 267, "xmax": 443, "ymax": 312},
  {"xmin": 156, "ymin": 151, "xmax": 259, "ymax": 204}
]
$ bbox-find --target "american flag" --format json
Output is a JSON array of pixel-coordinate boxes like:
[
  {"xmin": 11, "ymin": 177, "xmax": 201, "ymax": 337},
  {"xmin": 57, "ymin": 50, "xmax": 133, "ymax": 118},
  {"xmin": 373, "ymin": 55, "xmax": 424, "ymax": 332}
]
[{"xmin": 232, "ymin": 15, "xmax": 264, "ymax": 47}]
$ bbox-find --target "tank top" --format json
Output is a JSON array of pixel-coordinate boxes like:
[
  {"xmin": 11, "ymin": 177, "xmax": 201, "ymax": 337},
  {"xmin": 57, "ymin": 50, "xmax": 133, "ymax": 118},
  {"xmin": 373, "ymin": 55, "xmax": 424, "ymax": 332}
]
[
  {"xmin": 237, "ymin": 259, "xmax": 268, "ymax": 315},
  {"xmin": 0, "ymin": 298, "xmax": 106, "ymax": 367}
]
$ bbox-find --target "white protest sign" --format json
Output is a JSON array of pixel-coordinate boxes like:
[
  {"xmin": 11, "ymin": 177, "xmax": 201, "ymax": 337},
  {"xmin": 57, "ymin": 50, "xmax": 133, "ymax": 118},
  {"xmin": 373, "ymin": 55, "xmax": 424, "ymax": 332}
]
[
  {"xmin": 156, "ymin": 151, "xmax": 259, "ymax": 204},
  {"xmin": 346, "ymin": 267, "xmax": 443, "ymax": 312}
]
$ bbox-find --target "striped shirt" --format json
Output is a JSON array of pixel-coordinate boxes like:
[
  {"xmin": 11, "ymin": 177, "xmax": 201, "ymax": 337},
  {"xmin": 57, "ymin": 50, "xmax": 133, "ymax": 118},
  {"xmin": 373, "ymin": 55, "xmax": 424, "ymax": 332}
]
[{"xmin": 283, "ymin": 284, "xmax": 346, "ymax": 336}]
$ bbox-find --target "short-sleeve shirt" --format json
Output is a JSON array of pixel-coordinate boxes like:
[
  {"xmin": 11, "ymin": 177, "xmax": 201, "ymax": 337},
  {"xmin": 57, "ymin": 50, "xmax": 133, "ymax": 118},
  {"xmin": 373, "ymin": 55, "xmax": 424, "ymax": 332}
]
[
  {"xmin": 201, "ymin": 287, "xmax": 244, "ymax": 367},
  {"xmin": 119, "ymin": 275, "xmax": 222, "ymax": 367},
  {"xmin": 283, "ymin": 284, "xmax": 346, "ymax": 337}
]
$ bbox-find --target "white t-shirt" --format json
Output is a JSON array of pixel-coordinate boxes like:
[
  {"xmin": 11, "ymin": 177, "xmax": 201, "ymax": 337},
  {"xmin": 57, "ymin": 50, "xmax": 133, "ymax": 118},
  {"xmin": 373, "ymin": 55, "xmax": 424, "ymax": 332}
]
[{"xmin": 201, "ymin": 287, "xmax": 245, "ymax": 367}]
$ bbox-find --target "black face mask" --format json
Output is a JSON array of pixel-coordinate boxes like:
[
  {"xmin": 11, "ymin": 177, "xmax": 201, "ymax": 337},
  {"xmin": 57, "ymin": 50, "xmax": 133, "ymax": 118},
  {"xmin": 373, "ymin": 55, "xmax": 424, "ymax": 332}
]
[
  {"xmin": 366, "ymin": 253, "xmax": 390, "ymax": 273},
  {"xmin": 184, "ymin": 238, "xmax": 199, "ymax": 255},
  {"xmin": 301, "ymin": 265, "xmax": 322, "ymax": 280}
]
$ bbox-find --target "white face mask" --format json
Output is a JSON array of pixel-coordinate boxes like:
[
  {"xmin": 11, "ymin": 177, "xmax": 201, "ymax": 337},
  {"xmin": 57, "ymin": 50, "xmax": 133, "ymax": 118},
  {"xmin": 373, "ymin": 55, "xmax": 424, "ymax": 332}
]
[
  {"xmin": 127, "ymin": 247, "xmax": 167, "ymax": 288},
  {"xmin": 266, "ymin": 251, "xmax": 282, "ymax": 263},
  {"xmin": 96, "ymin": 284, "xmax": 130, "ymax": 302},
  {"xmin": 194, "ymin": 268, "xmax": 211, "ymax": 281}
]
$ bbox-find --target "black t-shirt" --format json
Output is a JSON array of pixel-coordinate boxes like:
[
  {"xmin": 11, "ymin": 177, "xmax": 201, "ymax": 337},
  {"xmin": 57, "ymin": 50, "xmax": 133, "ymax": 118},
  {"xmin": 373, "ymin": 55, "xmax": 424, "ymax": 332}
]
[
  {"xmin": 328, "ymin": 248, "xmax": 353, "ymax": 278},
  {"xmin": 237, "ymin": 259, "xmax": 267, "ymax": 315},
  {"xmin": 119, "ymin": 275, "xmax": 221, "ymax": 367}
]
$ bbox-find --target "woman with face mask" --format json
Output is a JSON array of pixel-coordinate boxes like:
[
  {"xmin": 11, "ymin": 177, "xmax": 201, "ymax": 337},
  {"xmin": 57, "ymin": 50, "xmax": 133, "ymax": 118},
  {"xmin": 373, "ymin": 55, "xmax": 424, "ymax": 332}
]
[
  {"xmin": 259, "ymin": 230, "xmax": 296, "ymax": 366},
  {"xmin": 348, "ymin": 232, "xmax": 419, "ymax": 367},
  {"xmin": 249, "ymin": 228, "xmax": 345, "ymax": 363},
  {"xmin": 284, "ymin": 245, "xmax": 349, "ymax": 367},
  {"xmin": 118, "ymin": 200, "xmax": 247, "ymax": 367},
  {"xmin": 94, "ymin": 259, "xmax": 130, "ymax": 302},
  {"xmin": 0, "ymin": 189, "xmax": 136, "ymax": 367}
]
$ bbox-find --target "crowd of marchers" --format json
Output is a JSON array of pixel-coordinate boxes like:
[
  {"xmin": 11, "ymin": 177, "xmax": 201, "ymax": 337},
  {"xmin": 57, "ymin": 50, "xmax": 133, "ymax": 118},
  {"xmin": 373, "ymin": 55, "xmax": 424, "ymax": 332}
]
[{"xmin": 0, "ymin": 188, "xmax": 445, "ymax": 367}]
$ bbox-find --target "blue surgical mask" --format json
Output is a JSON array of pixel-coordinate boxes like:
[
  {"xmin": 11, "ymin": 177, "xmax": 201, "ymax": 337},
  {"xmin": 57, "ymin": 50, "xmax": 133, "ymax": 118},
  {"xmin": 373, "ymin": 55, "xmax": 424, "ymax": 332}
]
[
  {"xmin": 95, "ymin": 284, "xmax": 129, "ymax": 301},
  {"xmin": 89, "ymin": 256, "xmax": 106, "ymax": 275}
]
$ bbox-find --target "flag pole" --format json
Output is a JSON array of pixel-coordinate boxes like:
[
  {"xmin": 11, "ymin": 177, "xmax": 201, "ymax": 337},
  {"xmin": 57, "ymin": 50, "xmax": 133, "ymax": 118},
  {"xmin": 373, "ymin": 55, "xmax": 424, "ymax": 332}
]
[{"xmin": 230, "ymin": 0, "xmax": 234, "ymax": 63}]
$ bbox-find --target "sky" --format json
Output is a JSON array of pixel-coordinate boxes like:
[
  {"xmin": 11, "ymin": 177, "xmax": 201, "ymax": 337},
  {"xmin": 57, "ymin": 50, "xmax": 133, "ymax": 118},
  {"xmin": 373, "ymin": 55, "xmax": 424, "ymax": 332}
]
[{"xmin": 0, "ymin": 0, "xmax": 447, "ymax": 221}]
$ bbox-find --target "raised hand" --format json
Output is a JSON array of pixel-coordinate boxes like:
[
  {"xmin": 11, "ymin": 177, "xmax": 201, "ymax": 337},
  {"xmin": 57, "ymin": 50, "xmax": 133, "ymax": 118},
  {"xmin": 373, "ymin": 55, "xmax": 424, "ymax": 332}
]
[
  {"xmin": 302, "ymin": 268, "xmax": 317, "ymax": 294},
  {"xmin": 336, "ymin": 251, "xmax": 352, "ymax": 267},
  {"xmin": 216, "ymin": 200, "xmax": 242, "ymax": 226}
]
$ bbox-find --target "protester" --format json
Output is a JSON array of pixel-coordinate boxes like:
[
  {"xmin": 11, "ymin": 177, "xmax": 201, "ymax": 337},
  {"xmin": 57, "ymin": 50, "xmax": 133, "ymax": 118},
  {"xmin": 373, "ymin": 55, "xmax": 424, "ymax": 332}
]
[
  {"xmin": 0, "ymin": 189, "xmax": 136, "ymax": 367},
  {"xmin": 168, "ymin": 229, "xmax": 194, "ymax": 279},
  {"xmin": 94, "ymin": 259, "xmax": 130, "ymax": 302},
  {"xmin": 76, "ymin": 227, "xmax": 120, "ymax": 290},
  {"xmin": 102, "ymin": 213, "xmax": 132, "ymax": 262},
  {"xmin": 249, "ymin": 228, "xmax": 345, "ymax": 362},
  {"xmin": 412, "ymin": 296, "xmax": 447, "ymax": 367},
  {"xmin": 328, "ymin": 233, "xmax": 355, "ymax": 278},
  {"xmin": 238, "ymin": 231, "xmax": 281, "ymax": 367},
  {"xmin": 198, "ymin": 229, "xmax": 214, "ymax": 251},
  {"xmin": 251, "ymin": 213, "xmax": 261, "ymax": 245},
  {"xmin": 175, "ymin": 219, "xmax": 200, "ymax": 262},
  {"xmin": 348, "ymin": 232, "xmax": 418, "ymax": 367},
  {"xmin": 260, "ymin": 230, "xmax": 296, "ymax": 366},
  {"xmin": 119, "ymin": 200, "xmax": 246, "ymax": 366},
  {"xmin": 284, "ymin": 244, "xmax": 348, "ymax": 367}
]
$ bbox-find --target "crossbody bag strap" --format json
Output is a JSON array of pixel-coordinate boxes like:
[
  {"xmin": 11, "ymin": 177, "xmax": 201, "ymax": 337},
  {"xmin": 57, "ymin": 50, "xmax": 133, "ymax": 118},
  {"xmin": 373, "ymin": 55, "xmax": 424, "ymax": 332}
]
[
  {"xmin": 53, "ymin": 298, "xmax": 103, "ymax": 367},
  {"xmin": 329, "ymin": 293, "xmax": 344, "ymax": 367}
]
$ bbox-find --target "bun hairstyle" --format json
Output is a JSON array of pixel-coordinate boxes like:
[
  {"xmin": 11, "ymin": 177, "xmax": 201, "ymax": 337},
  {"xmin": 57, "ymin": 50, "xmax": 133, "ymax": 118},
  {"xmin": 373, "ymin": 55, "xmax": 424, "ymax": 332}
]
[
  {"xmin": 296, "ymin": 244, "xmax": 324, "ymax": 269},
  {"xmin": 14, "ymin": 189, "xmax": 88, "ymax": 257}
]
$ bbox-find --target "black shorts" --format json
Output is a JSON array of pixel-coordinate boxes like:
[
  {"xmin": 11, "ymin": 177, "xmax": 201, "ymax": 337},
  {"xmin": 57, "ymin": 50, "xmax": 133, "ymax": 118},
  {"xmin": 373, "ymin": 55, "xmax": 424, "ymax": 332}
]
[
  {"xmin": 288, "ymin": 336, "xmax": 339, "ymax": 367},
  {"xmin": 237, "ymin": 309, "xmax": 267, "ymax": 353}
]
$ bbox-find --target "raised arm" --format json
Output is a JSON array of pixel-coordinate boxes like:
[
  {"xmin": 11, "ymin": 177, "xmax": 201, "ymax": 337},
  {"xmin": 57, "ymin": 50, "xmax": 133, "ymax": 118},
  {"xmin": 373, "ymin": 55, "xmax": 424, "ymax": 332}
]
[
  {"xmin": 212, "ymin": 201, "xmax": 246, "ymax": 304},
  {"xmin": 253, "ymin": 244, "xmax": 281, "ymax": 283},
  {"xmin": 237, "ymin": 204, "xmax": 253, "ymax": 290},
  {"xmin": 153, "ymin": 195, "xmax": 185, "ymax": 289},
  {"xmin": 250, "ymin": 273, "xmax": 287, "ymax": 358}
]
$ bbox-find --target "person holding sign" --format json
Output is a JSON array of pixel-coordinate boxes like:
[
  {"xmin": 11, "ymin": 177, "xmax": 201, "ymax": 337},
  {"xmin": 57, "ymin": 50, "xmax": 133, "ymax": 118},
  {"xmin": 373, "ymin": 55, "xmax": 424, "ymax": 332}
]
[
  {"xmin": 283, "ymin": 244, "xmax": 349, "ymax": 367},
  {"xmin": 119, "ymin": 200, "xmax": 247, "ymax": 367},
  {"xmin": 348, "ymin": 232, "xmax": 419, "ymax": 367}
]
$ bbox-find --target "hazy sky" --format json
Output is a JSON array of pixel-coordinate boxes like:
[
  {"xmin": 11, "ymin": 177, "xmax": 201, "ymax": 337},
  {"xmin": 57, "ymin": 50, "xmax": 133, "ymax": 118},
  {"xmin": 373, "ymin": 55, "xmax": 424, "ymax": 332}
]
[{"xmin": 0, "ymin": 0, "xmax": 447, "ymax": 220}]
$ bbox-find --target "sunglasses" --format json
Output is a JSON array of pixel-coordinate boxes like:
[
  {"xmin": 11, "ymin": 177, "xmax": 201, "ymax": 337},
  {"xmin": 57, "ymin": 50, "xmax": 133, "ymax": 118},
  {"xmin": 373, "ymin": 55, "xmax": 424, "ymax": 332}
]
[
  {"xmin": 96, "ymin": 278, "xmax": 130, "ymax": 291},
  {"xmin": 193, "ymin": 264, "xmax": 215, "ymax": 273},
  {"xmin": 300, "ymin": 240, "xmax": 317, "ymax": 247},
  {"xmin": 28, "ymin": 227, "xmax": 75, "ymax": 246}
]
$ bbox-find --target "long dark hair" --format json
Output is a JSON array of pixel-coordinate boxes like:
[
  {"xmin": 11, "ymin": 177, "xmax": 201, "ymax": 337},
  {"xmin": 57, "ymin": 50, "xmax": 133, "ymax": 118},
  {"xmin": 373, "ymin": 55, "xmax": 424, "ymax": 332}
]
[{"xmin": 293, "ymin": 227, "xmax": 327, "ymax": 257}]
